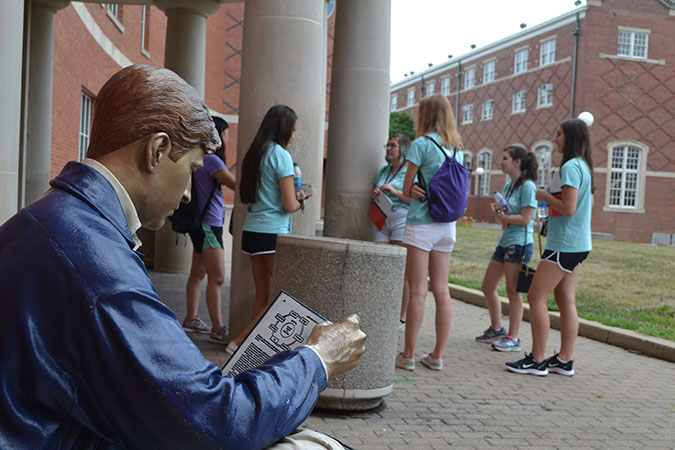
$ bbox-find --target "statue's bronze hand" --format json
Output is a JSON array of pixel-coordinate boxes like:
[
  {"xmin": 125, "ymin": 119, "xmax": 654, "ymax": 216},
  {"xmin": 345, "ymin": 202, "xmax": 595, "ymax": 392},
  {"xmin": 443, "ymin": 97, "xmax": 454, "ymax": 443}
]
[{"xmin": 306, "ymin": 314, "xmax": 366, "ymax": 379}]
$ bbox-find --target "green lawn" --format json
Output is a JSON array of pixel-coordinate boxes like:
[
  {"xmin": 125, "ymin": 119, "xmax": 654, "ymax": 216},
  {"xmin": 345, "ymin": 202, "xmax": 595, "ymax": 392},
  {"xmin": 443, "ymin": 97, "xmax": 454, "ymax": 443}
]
[{"xmin": 450, "ymin": 222, "xmax": 675, "ymax": 342}]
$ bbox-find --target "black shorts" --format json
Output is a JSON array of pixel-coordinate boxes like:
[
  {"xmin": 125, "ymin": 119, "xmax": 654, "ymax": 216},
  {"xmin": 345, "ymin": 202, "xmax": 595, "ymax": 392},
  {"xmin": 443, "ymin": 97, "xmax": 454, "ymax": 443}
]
[
  {"xmin": 241, "ymin": 230, "xmax": 278, "ymax": 255},
  {"xmin": 541, "ymin": 249, "xmax": 589, "ymax": 273}
]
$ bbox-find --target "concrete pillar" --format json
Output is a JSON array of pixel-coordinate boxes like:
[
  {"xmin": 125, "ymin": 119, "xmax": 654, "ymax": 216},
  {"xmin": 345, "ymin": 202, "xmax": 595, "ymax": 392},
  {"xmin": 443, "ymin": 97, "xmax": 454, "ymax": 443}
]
[
  {"xmin": 229, "ymin": 0, "xmax": 328, "ymax": 339},
  {"xmin": 0, "ymin": 1, "xmax": 25, "ymax": 224},
  {"xmin": 153, "ymin": 0, "xmax": 220, "ymax": 273},
  {"xmin": 323, "ymin": 0, "xmax": 391, "ymax": 240},
  {"xmin": 24, "ymin": 0, "xmax": 70, "ymax": 206}
]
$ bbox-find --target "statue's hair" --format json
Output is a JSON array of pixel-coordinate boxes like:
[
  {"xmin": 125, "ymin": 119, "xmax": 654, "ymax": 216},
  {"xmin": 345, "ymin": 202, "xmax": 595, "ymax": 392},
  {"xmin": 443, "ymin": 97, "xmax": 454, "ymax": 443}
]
[{"xmin": 87, "ymin": 64, "xmax": 220, "ymax": 161}]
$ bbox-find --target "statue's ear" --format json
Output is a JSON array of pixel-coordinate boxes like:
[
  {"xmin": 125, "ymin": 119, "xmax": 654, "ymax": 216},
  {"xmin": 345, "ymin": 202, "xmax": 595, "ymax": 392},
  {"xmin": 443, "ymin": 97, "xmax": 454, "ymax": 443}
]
[{"xmin": 145, "ymin": 133, "xmax": 172, "ymax": 173}]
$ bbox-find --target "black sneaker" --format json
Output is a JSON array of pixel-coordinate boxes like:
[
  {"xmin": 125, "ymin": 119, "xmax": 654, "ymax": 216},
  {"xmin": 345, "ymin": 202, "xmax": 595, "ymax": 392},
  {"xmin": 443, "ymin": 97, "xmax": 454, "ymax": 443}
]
[
  {"xmin": 505, "ymin": 353, "xmax": 548, "ymax": 376},
  {"xmin": 546, "ymin": 353, "xmax": 575, "ymax": 376}
]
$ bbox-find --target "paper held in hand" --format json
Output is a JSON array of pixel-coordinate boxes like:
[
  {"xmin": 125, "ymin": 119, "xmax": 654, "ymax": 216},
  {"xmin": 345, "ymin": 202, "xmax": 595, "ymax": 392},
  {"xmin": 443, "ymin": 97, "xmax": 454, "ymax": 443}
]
[
  {"xmin": 222, "ymin": 291, "xmax": 325, "ymax": 377},
  {"xmin": 368, "ymin": 191, "xmax": 393, "ymax": 231},
  {"xmin": 547, "ymin": 169, "xmax": 563, "ymax": 217}
]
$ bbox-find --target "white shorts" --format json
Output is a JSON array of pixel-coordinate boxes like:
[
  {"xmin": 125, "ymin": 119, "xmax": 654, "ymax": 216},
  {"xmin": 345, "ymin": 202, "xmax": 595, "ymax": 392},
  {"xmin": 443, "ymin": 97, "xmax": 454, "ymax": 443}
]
[
  {"xmin": 374, "ymin": 207, "xmax": 407, "ymax": 242},
  {"xmin": 402, "ymin": 222, "xmax": 456, "ymax": 253}
]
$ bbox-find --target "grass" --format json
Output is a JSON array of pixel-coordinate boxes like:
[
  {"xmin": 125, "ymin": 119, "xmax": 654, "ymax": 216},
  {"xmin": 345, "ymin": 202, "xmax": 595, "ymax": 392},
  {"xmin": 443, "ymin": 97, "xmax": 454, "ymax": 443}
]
[{"xmin": 450, "ymin": 222, "xmax": 675, "ymax": 342}]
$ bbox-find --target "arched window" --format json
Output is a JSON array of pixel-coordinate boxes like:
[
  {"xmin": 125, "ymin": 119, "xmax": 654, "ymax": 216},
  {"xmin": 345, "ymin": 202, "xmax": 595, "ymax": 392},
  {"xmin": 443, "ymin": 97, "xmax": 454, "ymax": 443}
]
[
  {"xmin": 462, "ymin": 151, "xmax": 473, "ymax": 172},
  {"xmin": 477, "ymin": 150, "xmax": 492, "ymax": 196},
  {"xmin": 535, "ymin": 143, "xmax": 552, "ymax": 187}
]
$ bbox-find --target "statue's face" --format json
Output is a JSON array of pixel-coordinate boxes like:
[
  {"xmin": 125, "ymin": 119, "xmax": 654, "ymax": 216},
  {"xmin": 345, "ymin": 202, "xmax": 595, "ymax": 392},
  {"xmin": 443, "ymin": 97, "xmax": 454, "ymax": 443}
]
[{"xmin": 144, "ymin": 146, "xmax": 205, "ymax": 230}]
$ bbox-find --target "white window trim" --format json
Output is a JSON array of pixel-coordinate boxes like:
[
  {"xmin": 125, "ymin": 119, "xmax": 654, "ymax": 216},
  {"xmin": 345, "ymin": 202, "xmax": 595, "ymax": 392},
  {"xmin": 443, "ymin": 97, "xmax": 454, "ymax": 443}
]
[
  {"xmin": 78, "ymin": 92, "xmax": 92, "ymax": 161},
  {"xmin": 461, "ymin": 104, "xmax": 473, "ymax": 124},
  {"xmin": 104, "ymin": 4, "xmax": 125, "ymax": 33},
  {"xmin": 476, "ymin": 149, "xmax": 493, "ymax": 197},
  {"xmin": 537, "ymin": 83, "xmax": 553, "ymax": 108},
  {"xmin": 390, "ymin": 94, "xmax": 398, "ymax": 112},
  {"xmin": 617, "ymin": 27, "xmax": 649, "ymax": 60},
  {"xmin": 532, "ymin": 140, "xmax": 553, "ymax": 187},
  {"xmin": 426, "ymin": 81, "xmax": 436, "ymax": 97},
  {"xmin": 481, "ymin": 99, "xmax": 493, "ymax": 121},
  {"xmin": 482, "ymin": 59, "xmax": 496, "ymax": 84},
  {"xmin": 603, "ymin": 139, "xmax": 649, "ymax": 213},
  {"xmin": 539, "ymin": 37, "xmax": 556, "ymax": 66},
  {"xmin": 512, "ymin": 90, "xmax": 526, "ymax": 114},
  {"xmin": 441, "ymin": 76, "xmax": 451, "ymax": 95},
  {"xmin": 464, "ymin": 66, "xmax": 476, "ymax": 90},
  {"xmin": 514, "ymin": 46, "xmax": 529, "ymax": 75},
  {"xmin": 462, "ymin": 150, "xmax": 473, "ymax": 173},
  {"xmin": 406, "ymin": 88, "xmax": 415, "ymax": 107}
]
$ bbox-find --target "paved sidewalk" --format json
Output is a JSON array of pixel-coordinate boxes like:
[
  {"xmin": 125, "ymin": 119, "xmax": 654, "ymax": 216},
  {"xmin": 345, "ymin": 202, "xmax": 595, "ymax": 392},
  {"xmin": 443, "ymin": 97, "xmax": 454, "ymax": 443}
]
[{"xmin": 150, "ymin": 271, "xmax": 675, "ymax": 450}]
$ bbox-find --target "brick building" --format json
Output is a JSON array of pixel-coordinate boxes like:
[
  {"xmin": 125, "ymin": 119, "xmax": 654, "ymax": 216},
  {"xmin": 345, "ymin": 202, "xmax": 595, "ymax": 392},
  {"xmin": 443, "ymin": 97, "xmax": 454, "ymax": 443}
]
[{"xmin": 390, "ymin": 0, "xmax": 675, "ymax": 244}]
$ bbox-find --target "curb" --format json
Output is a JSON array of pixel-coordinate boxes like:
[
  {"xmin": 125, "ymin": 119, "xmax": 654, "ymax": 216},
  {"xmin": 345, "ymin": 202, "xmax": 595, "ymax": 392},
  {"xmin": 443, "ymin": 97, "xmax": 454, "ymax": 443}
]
[{"xmin": 448, "ymin": 283, "xmax": 675, "ymax": 364}]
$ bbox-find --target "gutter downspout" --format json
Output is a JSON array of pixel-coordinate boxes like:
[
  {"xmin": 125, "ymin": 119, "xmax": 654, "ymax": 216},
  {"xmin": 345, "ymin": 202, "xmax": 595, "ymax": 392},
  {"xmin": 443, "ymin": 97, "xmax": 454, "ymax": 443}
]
[
  {"xmin": 570, "ymin": 11, "xmax": 581, "ymax": 118},
  {"xmin": 455, "ymin": 61, "xmax": 462, "ymax": 122}
]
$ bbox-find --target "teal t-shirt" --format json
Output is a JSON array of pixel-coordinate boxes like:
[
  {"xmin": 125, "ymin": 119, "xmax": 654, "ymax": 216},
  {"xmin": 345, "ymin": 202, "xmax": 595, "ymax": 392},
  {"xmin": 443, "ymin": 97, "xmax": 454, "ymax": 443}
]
[
  {"xmin": 546, "ymin": 157, "xmax": 593, "ymax": 252},
  {"xmin": 405, "ymin": 132, "xmax": 463, "ymax": 225},
  {"xmin": 243, "ymin": 142, "xmax": 295, "ymax": 234},
  {"xmin": 498, "ymin": 179, "xmax": 537, "ymax": 247},
  {"xmin": 374, "ymin": 162, "xmax": 409, "ymax": 210}
]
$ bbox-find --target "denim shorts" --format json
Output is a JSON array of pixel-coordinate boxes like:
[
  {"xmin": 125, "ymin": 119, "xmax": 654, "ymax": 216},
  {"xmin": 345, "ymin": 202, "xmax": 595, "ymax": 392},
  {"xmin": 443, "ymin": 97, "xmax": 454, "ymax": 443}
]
[{"xmin": 491, "ymin": 243, "xmax": 534, "ymax": 264}]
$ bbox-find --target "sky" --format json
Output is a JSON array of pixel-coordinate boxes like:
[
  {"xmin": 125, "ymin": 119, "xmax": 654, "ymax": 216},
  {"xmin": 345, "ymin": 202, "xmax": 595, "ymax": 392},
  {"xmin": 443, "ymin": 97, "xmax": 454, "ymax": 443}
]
[{"xmin": 390, "ymin": 0, "xmax": 586, "ymax": 83}]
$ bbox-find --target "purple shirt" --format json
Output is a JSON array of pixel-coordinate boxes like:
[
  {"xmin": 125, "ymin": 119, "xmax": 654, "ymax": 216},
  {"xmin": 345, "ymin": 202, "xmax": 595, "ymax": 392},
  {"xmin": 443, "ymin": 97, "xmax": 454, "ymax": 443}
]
[{"xmin": 192, "ymin": 154, "xmax": 226, "ymax": 227}]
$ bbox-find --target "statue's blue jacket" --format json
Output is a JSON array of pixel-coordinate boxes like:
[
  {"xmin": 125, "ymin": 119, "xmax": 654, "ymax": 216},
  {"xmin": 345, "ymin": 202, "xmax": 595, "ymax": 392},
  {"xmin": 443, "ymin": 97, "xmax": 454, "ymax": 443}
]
[{"xmin": 0, "ymin": 162, "xmax": 327, "ymax": 450}]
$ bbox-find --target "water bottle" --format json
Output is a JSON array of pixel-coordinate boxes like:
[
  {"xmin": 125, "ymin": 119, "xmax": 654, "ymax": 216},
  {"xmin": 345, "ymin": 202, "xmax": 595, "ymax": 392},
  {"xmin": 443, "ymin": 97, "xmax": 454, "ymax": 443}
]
[
  {"xmin": 293, "ymin": 162, "xmax": 303, "ymax": 194},
  {"xmin": 493, "ymin": 191, "xmax": 508, "ymax": 215},
  {"xmin": 537, "ymin": 186, "xmax": 549, "ymax": 219}
]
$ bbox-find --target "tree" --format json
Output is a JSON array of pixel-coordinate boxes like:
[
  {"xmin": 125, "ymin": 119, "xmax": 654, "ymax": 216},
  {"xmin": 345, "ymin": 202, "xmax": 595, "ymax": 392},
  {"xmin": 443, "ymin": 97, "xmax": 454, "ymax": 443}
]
[{"xmin": 389, "ymin": 112, "xmax": 415, "ymax": 141}]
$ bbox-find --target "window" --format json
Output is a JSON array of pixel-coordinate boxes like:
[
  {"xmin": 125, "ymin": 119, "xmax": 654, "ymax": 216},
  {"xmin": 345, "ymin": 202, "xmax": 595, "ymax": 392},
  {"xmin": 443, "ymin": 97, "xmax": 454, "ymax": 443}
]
[
  {"xmin": 140, "ymin": 5, "xmax": 149, "ymax": 53},
  {"xmin": 441, "ymin": 76, "xmax": 451, "ymax": 95},
  {"xmin": 537, "ymin": 83, "xmax": 553, "ymax": 107},
  {"xmin": 483, "ymin": 60, "xmax": 495, "ymax": 84},
  {"xmin": 426, "ymin": 81, "xmax": 435, "ymax": 97},
  {"xmin": 462, "ymin": 151, "xmax": 473, "ymax": 172},
  {"xmin": 535, "ymin": 144, "xmax": 552, "ymax": 187},
  {"xmin": 514, "ymin": 48, "xmax": 528, "ymax": 74},
  {"xmin": 407, "ymin": 89, "xmax": 415, "ymax": 107},
  {"xmin": 461, "ymin": 104, "xmax": 473, "ymax": 124},
  {"xmin": 540, "ymin": 39, "xmax": 556, "ymax": 66},
  {"xmin": 464, "ymin": 67, "xmax": 475, "ymax": 90},
  {"xmin": 390, "ymin": 94, "xmax": 398, "ymax": 112},
  {"xmin": 512, "ymin": 90, "xmax": 526, "ymax": 113},
  {"xmin": 481, "ymin": 99, "xmax": 493, "ymax": 121},
  {"xmin": 106, "ymin": 3, "xmax": 118, "ymax": 18},
  {"xmin": 78, "ymin": 92, "xmax": 92, "ymax": 161},
  {"xmin": 477, "ymin": 151, "xmax": 491, "ymax": 196},
  {"xmin": 609, "ymin": 144, "xmax": 642, "ymax": 208},
  {"xmin": 618, "ymin": 29, "xmax": 648, "ymax": 59}
]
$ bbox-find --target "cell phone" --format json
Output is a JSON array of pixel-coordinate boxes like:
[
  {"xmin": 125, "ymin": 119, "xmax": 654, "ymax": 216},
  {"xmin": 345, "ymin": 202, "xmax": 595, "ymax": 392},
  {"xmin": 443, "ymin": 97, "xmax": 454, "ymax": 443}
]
[{"xmin": 302, "ymin": 184, "xmax": 313, "ymax": 198}]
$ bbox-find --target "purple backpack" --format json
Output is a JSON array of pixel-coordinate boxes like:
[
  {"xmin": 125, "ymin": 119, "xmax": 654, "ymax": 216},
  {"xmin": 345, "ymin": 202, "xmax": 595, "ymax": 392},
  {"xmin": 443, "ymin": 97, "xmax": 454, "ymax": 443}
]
[{"xmin": 417, "ymin": 136, "xmax": 469, "ymax": 223}]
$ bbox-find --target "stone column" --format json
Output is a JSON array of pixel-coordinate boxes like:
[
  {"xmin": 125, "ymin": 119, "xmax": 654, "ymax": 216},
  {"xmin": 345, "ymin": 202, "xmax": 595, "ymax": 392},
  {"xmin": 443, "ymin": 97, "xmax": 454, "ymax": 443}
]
[
  {"xmin": 323, "ymin": 0, "xmax": 391, "ymax": 240},
  {"xmin": 153, "ymin": 0, "xmax": 220, "ymax": 273},
  {"xmin": 0, "ymin": 1, "xmax": 26, "ymax": 224},
  {"xmin": 24, "ymin": 0, "xmax": 70, "ymax": 206},
  {"xmin": 229, "ymin": 0, "xmax": 327, "ymax": 339}
]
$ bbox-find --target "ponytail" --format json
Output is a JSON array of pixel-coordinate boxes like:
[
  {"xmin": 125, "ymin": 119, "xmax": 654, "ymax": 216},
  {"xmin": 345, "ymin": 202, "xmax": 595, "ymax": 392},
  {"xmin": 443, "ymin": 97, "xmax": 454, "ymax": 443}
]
[{"xmin": 504, "ymin": 144, "xmax": 538, "ymax": 189}]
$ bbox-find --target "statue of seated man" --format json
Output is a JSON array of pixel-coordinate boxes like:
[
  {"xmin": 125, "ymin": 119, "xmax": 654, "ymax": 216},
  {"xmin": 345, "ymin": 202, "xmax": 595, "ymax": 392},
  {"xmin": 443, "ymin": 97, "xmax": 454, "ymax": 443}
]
[{"xmin": 0, "ymin": 64, "xmax": 366, "ymax": 450}]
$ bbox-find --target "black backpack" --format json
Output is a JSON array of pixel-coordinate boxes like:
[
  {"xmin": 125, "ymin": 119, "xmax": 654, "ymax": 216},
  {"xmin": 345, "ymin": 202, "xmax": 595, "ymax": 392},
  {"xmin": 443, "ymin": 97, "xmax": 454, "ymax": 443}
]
[{"xmin": 169, "ymin": 180, "xmax": 219, "ymax": 234}]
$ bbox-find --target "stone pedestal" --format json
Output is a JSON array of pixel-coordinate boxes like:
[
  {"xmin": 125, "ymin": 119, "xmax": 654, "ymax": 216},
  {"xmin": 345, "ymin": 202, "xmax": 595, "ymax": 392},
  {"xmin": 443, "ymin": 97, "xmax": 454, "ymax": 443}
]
[{"xmin": 270, "ymin": 234, "xmax": 406, "ymax": 410}]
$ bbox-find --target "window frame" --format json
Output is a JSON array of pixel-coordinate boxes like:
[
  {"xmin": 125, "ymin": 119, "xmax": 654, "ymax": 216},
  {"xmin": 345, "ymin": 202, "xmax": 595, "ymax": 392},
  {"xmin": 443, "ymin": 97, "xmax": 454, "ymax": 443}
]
[
  {"xmin": 537, "ymin": 83, "xmax": 553, "ymax": 108},
  {"xmin": 78, "ymin": 91, "xmax": 92, "ymax": 161},
  {"xmin": 512, "ymin": 90, "xmax": 526, "ymax": 114},
  {"xmin": 483, "ymin": 60, "xmax": 495, "ymax": 84},
  {"xmin": 390, "ymin": 94, "xmax": 398, "ymax": 112},
  {"xmin": 514, "ymin": 47, "xmax": 528, "ymax": 75},
  {"xmin": 539, "ymin": 38, "xmax": 556, "ymax": 66},
  {"xmin": 441, "ymin": 76, "xmax": 451, "ymax": 95},
  {"xmin": 476, "ymin": 149, "xmax": 492, "ymax": 197},
  {"xmin": 533, "ymin": 141, "xmax": 552, "ymax": 187},
  {"xmin": 461, "ymin": 104, "xmax": 473, "ymax": 124},
  {"xmin": 464, "ymin": 66, "xmax": 476, "ymax": 90},
  {"xmin": 604, "ymin": 140, "xmax": 648, "ymax": 213},
  {"xmin": 406, "ymin": 88, "xmax": 415, "ymax": 107},
  {"xmin": 617, "ymin": 27, "xmax": 649, "ymax": 59},
  {"xmin": 426, "ymin": 80, "xmax": 435, "ymax": 97},
  {"xmin": 481, "ymin": 99, "xmax": 493, "ymax": 121}
]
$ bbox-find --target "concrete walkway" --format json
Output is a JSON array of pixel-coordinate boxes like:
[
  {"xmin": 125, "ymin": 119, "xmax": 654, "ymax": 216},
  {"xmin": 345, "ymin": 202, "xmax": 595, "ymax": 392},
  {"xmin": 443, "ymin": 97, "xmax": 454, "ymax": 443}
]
[{"xmin": 151, "ymin": 271, "xmax": 675, "ymax": 450}]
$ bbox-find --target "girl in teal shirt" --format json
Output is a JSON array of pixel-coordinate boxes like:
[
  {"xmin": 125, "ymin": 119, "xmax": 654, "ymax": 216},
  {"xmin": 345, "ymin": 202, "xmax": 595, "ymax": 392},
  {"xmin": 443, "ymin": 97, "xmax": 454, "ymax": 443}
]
[
  {"xmin": 475, "ymin": 145, "xmax": 538, "ymax": 353},
  {"xmin": 507, "ymin": 118, "xmax": 595, "ymax": 377}
]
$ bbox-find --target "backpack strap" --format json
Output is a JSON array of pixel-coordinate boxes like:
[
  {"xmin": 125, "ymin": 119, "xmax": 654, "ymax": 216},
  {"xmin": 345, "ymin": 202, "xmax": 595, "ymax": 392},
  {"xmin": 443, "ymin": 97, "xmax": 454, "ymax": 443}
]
[
  {"xmin": 424, "ymin": 135, "xmax": 457, "ymax": 158},
  {"xmin": 199, "ymin": 180, "xmax": 220, "ymax": 221}
]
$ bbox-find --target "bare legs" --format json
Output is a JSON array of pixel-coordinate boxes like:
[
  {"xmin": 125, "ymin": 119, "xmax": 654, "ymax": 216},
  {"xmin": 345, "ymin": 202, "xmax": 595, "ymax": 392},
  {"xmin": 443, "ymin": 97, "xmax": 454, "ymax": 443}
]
[
  {"xmin": 232, "ymin": 253, "xmax": 276, "ymax": 346},
  {"xmin": 185, "ymin": 248, "xmax": 225, "ymax": 330},
  {"xmin": 481, "ymin": 259, "xmax": 524, "ymax": 337},
  {"xmin": 403, "ymin": 246, "xmax": 452, "ymax": 361},
  {"xmin": 527, "ymin": 261, "xmax": 579, "ymax": 362},
  {"xmin": 390, "ymin": 240, "xmax": 410, "ymax": 322}
]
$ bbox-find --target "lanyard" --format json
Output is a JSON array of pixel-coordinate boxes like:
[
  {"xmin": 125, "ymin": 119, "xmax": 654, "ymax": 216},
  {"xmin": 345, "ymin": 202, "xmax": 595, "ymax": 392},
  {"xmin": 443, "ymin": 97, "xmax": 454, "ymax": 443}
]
[{"xmin": 385, "ymin": 161, "xmax": 407, "ymax": 184}]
